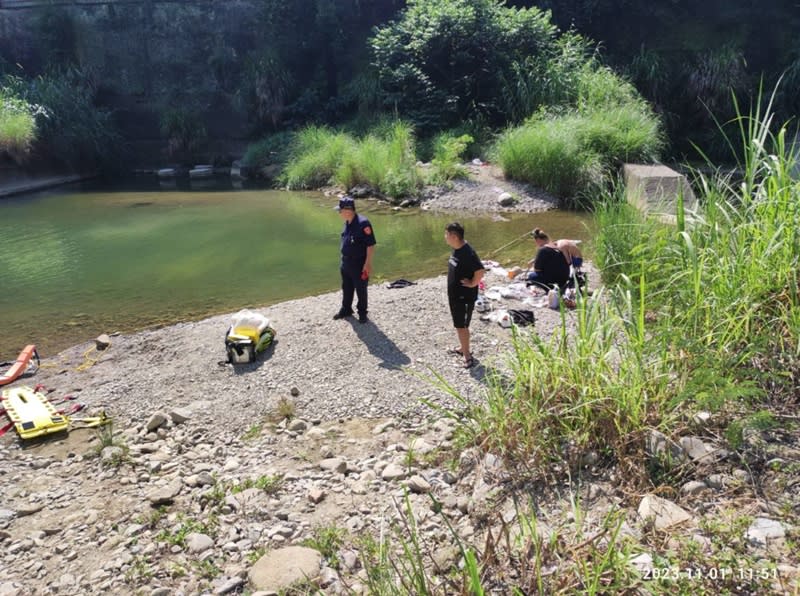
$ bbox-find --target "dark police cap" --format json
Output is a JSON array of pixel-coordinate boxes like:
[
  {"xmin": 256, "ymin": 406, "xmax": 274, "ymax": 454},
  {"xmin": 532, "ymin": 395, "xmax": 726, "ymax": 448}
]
[{"xmin": 337, "ymin": 196, "xmax": 356, "ymax": 210}]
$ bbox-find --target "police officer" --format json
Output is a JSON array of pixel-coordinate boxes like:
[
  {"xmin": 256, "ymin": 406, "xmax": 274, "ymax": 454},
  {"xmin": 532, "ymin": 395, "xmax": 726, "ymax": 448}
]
[{"xmin": 333, "ymin": 196, "xmax": 376, "ymax": 323}]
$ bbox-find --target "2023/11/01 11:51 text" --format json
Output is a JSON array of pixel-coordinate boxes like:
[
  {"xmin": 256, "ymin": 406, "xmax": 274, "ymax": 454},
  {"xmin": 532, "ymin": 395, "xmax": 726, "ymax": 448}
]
[{"xmin": 643, "ymin": 566, "xmax": 779, "ymax": 581}]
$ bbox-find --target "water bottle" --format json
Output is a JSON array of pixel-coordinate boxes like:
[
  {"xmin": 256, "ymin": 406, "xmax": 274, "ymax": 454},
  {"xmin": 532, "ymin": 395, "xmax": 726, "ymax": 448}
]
[{"xmin": 547, "ymin": 287, "xmax": 560, "ymax": 310}]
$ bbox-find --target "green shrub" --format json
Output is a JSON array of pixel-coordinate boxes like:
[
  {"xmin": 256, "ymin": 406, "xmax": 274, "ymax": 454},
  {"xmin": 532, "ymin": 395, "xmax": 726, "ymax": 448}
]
[
  {"xmin": 283, "ymin": 121, "xmax": 421, "ymax": 198},
  {"xmin": 283, "ymin": 126, "xmax": 353, "ymax": 189},
  {"xmin": 427, "ymin": 131, "xmax": 473, "ymax": 184},
  {"xmin": 576, "ymin": 64, "xmax": 641, "ymax": 111},
  {"xmin": 493, "ymin": 116, "xmax": 604, "ymax": 203},
  {"xmin": 575, "ymin": 103, "xmax": 663, "ymax": 166},
  {"xmin": 0, "ymin": 91, "xmax": 39, "ymax": 160}
]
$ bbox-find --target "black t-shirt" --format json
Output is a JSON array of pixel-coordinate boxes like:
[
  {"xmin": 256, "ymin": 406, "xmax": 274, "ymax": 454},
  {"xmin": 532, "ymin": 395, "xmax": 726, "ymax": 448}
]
[
  {"xmin": 447, "ymin": 242, "xmax": 483, "ymax": 301},
  {"xmin": 534, "ymin": 245, "xmax": 570, "ymax": 287}
]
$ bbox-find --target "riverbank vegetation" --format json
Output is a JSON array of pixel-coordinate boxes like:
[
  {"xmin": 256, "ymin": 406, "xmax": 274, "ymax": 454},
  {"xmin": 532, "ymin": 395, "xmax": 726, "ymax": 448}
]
[
  {"xmin": 0, "ymin": 88, "xmax": 39, "ymax": 160},
  {"xmin": 493, "ymin": 53, "xmax": 663, "ymax": 205},
  {"xmin": 409, "ymin": 96, "xmax": 798, "ymax": 593},
  {"xmin": 3, "ymin": 0, "xmax": 798, "ymax": 192},
  {"xmin": 280, "ymin": 122, "xmax": 473, "ymax": 198},
  {"xmin": 270, "ymin": 1, "xmax": 662, "ymax": 204},
  {"xmin": 1, "ymin": 71, "xmax": 120, "ymax": 171}
]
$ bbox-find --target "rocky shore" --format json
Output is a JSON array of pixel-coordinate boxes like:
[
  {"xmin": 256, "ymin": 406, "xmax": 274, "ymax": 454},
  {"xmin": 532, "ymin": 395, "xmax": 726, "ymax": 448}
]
[{"xmin": 1, "ymin": 172, "xmax": 797, "ymax": 595}]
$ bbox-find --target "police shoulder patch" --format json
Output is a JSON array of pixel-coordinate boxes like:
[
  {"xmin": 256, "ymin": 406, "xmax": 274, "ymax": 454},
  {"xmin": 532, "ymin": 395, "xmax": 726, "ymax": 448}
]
[{"xmin": 364, "ymin": 226, "xmax": 372, "ymax": 235}]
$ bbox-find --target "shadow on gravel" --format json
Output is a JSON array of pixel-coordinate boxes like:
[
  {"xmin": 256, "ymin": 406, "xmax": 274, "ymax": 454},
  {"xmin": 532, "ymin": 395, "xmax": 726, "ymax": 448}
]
[
  {"xmin": 468, "ymin": 359, "xmax": 488, "ymax": 383},
  {"xmin": 347, "ymin": 320, "xmax": 410, "ymax": 370}
]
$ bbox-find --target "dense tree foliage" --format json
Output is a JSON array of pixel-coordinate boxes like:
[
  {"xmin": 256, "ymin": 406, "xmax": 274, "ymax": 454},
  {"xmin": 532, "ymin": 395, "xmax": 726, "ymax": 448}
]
[{"xmin": 371, "ymin": 0, "xmax": 558, "ymax": 131}]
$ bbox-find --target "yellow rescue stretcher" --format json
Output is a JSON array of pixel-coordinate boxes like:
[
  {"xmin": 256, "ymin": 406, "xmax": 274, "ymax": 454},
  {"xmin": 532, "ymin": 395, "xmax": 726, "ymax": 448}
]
[{"xmin": 1, "ymin": 385, "xmax": 108, "ymax": 440}]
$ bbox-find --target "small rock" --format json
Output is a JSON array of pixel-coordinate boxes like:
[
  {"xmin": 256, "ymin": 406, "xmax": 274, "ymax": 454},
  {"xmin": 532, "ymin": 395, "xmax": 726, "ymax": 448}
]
[
  {"xmin": 746, "ymin": 518, "xmax": 785, "ymax": 548},
  {"xmin": 100, "ymin": 446, "xmax": 125, "ymax": 464},
  {"xmin": 308, "ymin": 488, "xmax": 326, "ymax": 504},
  {"xmin": 186, "ymin": 533, "xmax": 214, "ymax": 554},
  {"xmin": 372, "ymin": 420, "xmax": 396, "ymax": 435},
  {"xmin": 645, "ymin": 430, "xmax": 686, "ymax": 463},
  {"xmin": 169, "ymin": 408, "xmax": 192, "ymax": 424},
  {"xmin": 147, "ymin": 480, "xmax": 182, "ymax": 505},
  {"xmin": 637, "ymin": 494, "xmax": 692, "ymax": 530},
  {"xmin": 146, "ymin": 413, "xmax": 168, "ymax": 432},
  {"xmin": 629, "ymin": 552, "xmax": 653, "ymax": 574},
  {"xmin": 680, "ymin": 480, "xmax": 708, "ymax": 496},
  {"xmin": 95, "ymin": 334, "xmax": 112, "ymax": 349},
  {"xmin": 319, "ymin": 458, "xmax": 347, "ymax": 474},
  {"xmin": 381, "ymin": 463, "xmax": 407, "ymax": 481},
  {"xmin": 705, "ymin": 473, "xmax": 730, "ymax": 490},
  {"xmin": 287, "ymin": 419, "xmax": 307, "ymax": 432},
  {"xmin": 405, "ymin": 475, "xmax": 431, "ymax": 494},
  {"xmin": 497, "ymin": 192, "xmax": 515, "ymax": 207}
]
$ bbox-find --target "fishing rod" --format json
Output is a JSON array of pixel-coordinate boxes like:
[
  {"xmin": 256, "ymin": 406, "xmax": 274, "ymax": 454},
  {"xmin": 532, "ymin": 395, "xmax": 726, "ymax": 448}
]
[{"xmin": 485, "ymin": 230, "xmax": 532, "ymax": 259}]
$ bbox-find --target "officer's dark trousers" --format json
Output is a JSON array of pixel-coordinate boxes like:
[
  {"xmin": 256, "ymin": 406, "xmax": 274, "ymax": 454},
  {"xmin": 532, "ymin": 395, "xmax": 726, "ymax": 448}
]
[{"xmin": 340, "ymin": 265, "xmax": 368, "ymax": 316}]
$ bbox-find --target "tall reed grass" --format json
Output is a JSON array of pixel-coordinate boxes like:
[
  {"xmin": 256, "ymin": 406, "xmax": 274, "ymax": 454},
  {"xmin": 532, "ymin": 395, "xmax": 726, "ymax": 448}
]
[
  {"xmin": 449, "ymin": 88, "xmax": 799, "ymax": 490},
  {"xmin": 283, "ymin": 121, "xmax": 471, "ymax": 199},
  {"xmin": 282, "ymin": 122, "xmax": 424, "ymax": 198}
]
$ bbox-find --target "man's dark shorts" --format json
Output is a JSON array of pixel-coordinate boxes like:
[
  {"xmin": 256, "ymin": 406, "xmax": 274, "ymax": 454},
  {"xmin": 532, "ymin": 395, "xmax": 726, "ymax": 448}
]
[{"xmin": 449, "ymin": 297, "xmax": 475, "ymax": 329}]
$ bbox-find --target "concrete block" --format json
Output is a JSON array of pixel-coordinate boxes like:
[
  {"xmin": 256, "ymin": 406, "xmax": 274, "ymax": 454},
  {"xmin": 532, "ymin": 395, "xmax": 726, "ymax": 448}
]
[{"xmin": 623, "ymin": 164, "xmax": 696, "ymax": 219}]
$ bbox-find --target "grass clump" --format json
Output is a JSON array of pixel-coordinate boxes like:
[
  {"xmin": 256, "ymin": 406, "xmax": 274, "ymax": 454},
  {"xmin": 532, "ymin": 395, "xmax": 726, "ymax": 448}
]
[
  {"xmin": 155, "ymin": 514, "xmax": 217, "ymax": 548},
  {"xmin": 93, "ymin": 421, "xmax": 130, "ymax": 467},
  {"xmin": 0, "ymin": 89, "xmax": 40, "ymax": 160},
  {"xmin": 270, "ymin": 396, "xmax": 296, "ymax": 422},
  {"xmin": 493, "ymin": 116, "xmax": 604, "ymax": 203},
  {"xmin": 301, "ymin": 525, "xmax": 346, "ymax": 568},
  {"xmin": 282, "ymin": 121, "xmax": 424, "ymax": 199},
  {"xmin": 493, "ymin": 61, "xmax": 663, "ymax": 206},
  {"xmin": 426, "ymin": 131, "xmax": 473, "ymax": 185},
  {"xmin": 230, "ymin": 473, "xmax": 284, "ymax": 495},
  {"xmin": 241, "ymin": 421, "xmax": 264, "ymax": 441},
  {"xmin": 283, "ymin": 125, "xmax": 354, "ymax": 189}
]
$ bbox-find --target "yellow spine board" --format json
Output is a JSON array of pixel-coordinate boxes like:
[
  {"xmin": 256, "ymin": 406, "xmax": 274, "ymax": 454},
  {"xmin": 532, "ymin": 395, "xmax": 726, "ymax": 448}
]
[{"xmin": 1, "ymin": 386, "xmax": 70, "ymax": 439}]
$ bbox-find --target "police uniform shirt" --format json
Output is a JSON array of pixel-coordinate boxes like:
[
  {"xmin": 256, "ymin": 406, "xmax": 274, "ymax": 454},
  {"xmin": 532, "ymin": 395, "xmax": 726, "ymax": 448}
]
[
  {"xmin": 447, "ymin": 242, "xmax": 483, "ymax": 301},
  {"xmin": 340, "ymin": 213, "xmax": 376, "ymax": 268}
]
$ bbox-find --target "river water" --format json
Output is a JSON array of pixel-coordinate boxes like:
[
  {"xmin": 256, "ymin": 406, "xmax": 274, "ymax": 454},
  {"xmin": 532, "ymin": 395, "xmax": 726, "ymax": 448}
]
[{"xmin": 0, "ymin": 178, "xmax": 591, "ymax": 360}]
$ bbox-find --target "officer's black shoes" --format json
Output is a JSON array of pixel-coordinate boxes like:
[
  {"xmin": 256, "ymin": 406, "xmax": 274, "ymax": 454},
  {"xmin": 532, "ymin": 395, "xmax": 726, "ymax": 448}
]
[
  {"xmin": 358, "ymin": 314, "xmax": 369, "ymax": 324},
  {"xmin": 333, "ymin": 310, "xmax": 353, "ymax": 320}
]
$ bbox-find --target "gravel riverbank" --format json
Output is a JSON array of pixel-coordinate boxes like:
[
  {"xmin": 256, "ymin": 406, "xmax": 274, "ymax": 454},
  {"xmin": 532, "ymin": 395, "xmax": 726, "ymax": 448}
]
[{"xmin": 2, "ymin": 172, "xmax": 796, "ymax": 596}]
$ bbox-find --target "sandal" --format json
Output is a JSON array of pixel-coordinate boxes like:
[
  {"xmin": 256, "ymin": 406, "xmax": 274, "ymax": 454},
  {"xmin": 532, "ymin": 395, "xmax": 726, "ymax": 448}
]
[
  {"xmin": 446, "ymin": 347, "xmax": 464, "ymax": 356},
  {"xmin": 462, "ymin": 356, "xmax": 477, "ymax": 369}
]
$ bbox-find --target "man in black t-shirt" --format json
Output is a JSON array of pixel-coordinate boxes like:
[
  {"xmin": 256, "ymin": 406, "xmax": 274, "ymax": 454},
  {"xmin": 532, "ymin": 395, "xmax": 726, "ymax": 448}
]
[{"xmin": 445, "ymin": 222, "xmax": 485, "ymax": 368}]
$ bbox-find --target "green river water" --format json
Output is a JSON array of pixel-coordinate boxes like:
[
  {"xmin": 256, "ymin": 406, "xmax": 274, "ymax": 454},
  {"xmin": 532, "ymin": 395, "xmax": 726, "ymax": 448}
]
[{"xmin": 0, "ymin": 180, "xmax": 591, "ymax": 360}]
